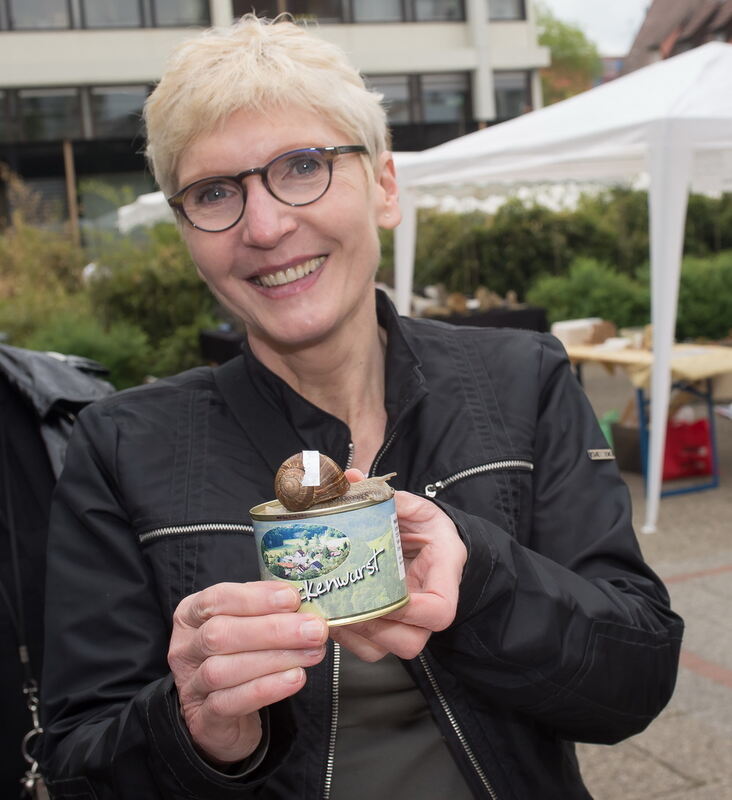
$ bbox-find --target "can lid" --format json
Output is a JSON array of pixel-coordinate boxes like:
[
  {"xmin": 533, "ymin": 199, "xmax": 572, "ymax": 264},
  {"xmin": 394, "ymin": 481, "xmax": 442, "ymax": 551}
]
[{"xmin": 250, "ymin": 494, "xmax": 389, "ymax": 520}]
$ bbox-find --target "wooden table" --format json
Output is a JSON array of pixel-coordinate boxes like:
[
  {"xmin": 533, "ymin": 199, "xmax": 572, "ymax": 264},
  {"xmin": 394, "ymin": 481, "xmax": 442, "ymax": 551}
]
[{"xmin": 566, "ymin": 343, "xmax": 732, "ymax": 496}]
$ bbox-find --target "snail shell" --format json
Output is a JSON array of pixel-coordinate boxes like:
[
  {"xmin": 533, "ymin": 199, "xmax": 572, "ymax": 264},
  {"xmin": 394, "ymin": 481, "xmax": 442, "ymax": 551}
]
[{"xmin": 274, "ymin": 452, "xmax": 350, "ymax": 511}]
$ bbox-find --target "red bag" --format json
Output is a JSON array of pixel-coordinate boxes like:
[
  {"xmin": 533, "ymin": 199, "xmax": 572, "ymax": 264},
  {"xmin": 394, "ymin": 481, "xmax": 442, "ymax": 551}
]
[{"xmin": 662, "ymin": 419, "xmax": 713, "ymax": 480}]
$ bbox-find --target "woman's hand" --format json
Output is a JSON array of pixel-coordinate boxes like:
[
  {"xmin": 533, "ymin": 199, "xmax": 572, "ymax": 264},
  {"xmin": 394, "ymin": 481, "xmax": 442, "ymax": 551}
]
[
  {"xmin": 168, "ymin": 581, "xmax": 328, "ymax": 765},
  {"xmin": 330, "ymin": 472, "xmax": 467, "ymax": 662}
]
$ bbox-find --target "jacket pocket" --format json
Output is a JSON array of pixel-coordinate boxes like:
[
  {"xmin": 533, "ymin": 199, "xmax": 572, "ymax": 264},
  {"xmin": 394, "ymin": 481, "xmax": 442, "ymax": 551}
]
[
  {"xmin": 137, "ymin": 522, "xmax": 259, "ymax": 620},
  {"xmin": 423, "ymin": 459, "xmax": 534, "ymax": 540}
]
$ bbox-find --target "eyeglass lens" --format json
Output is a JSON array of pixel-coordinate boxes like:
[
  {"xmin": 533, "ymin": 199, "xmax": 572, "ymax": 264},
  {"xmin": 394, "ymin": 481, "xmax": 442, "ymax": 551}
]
[{"xmin": 181, "ymin": 150, "xmax": 332, "ymax": 231}]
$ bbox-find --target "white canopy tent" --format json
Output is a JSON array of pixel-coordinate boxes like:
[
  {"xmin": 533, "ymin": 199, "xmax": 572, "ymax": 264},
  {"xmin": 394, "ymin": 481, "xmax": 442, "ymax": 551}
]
[{"xmin": 393, "ymin": 42, "xmax": 732, "ymax": 534}]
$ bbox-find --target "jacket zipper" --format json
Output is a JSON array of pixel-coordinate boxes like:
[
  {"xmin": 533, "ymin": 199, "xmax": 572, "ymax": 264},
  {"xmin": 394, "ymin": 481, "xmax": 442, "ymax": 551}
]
[
  {"xmin": 424, "ymin": 459, "xmax": 533, "ymax": 498},
  {"xmin": 138, "ymin": 522, "xmax": 253, "ymax": 545},
  {"xmin": 322, "ymin": 432, "xmax": 392, "ymax": 796},
  {"xmin": 419, "ymin": 653, "xmax": 499, "ymax": 799},
  {"xmin": 323, "ymin": 642, "xmax": 341, "ymax": 800},
  {"xmin": 369, "ymin": 429, "xmax": 398, "ymax": 477}
]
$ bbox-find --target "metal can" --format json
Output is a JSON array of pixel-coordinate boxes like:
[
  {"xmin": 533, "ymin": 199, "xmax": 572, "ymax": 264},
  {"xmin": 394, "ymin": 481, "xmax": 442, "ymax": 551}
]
[{"xmin": 250, "ymin": 495, "xmax": 408, "ymax": 626}]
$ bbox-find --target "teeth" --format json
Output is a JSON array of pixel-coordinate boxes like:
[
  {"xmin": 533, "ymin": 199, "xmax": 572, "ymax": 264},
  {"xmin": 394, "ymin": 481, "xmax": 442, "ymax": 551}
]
[{"xmin": 255, "ymin": 256, "xmax": 325, "ymax": 288}]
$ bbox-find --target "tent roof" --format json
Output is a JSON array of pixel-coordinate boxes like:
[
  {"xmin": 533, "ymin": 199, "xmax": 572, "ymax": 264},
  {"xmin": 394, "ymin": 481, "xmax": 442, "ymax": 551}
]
[{"xmin": 395, "ymin": 42, "xmax": 732, "ymax": 195}]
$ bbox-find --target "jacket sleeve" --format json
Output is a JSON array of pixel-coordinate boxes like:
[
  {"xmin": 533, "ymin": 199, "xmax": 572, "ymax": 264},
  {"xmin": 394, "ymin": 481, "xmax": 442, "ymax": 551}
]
[
  {"xmin": 428, "ymin": 336, "xmax": 684, "ymax": 745},
  {"xmin": 40, "ymin": 405, "xmax": 295, "ymax": 800}
]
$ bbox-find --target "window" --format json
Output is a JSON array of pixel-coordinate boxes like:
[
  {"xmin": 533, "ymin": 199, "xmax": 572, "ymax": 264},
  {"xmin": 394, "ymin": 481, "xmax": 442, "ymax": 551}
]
[
  {"xmin": 414, "ymin": 0, "xmax": 463, "ymax": 21},
  {"xmin": 91, "ymin": 86, "xmax": 148, "ymax": 138},
  {"xmin": 493, "ymin": 70, "xmax": 530, "ymax": 119},
  {"xmin": 81, "ymin": 0, "xmax": 142, "ymax": 28},
  {"xmin": 286, "ymin": 0, "xmax": 343, "ymax": 23},
  {"xmin": 19, "ymin": 88, "xmax": 81, "ymax": 141},
  {"xmin": 488, "ymin": 0, "xmax": 525, "ymax": 21},
  {"xmin": 8, "ymin": 0, "xmax": 71, "ymax": 29},
  {"xmin": 233, "ymin": 2, "xmax": 280, "ymax": 19},
  {"xmin": 373, "ymin": 76, "xmax": 411, "ymax": 123},
  {"xmin": 368, "ymin": 72, "xmax": 470, "ymax": 125},
  {"xmin": 153, "ymin": 0, "xmax": 210, "ymax": 26},
  {"xmin": 352, "ymin": 0, "xmax": 401, "ymax": 22},
  {"xmin": 0, "ymin": 90, "xmax": 10, "ymax": 141},
  {"xmin": 421, "ymin": 73, "xmax": 467, "ymax": 122},
  {"xmin": 283, "ymin": 1, "xmax": 464, "ymax": 23}
]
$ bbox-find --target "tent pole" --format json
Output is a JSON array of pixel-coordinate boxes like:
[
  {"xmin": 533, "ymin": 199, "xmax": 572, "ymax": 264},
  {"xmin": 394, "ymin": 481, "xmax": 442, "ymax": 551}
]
[
  {"xmin": 393, "ymin": 189, "xmax": 418, "ymax": 316},
  {"xmin": 643, "ymin": 121, "xmax": 692, "ymax": 534}
]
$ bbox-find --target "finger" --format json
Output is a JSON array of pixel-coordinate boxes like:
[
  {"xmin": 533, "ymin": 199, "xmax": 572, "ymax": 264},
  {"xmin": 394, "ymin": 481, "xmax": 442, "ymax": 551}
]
[
  {"xmin": 170, "ymin": 613, "xmax": 328, "ymax": 669},
  {"xmin": 344, "ymin": 467, "xmax": 365, "ymax": 483},
  {"xmin": 174, "ymin": 582, "xmax": 300, "ymax": 629},
  {"xmin": 339, "ymin": 617, "xmax": 430, "ymax": 660},
  {"xmin": 198, "ymin": 665, "xmax": 310, "ymax": 721},
  {"xmin": 329, "ymin": 626, "xmax": 389, "ymax": 662},
  {"xmin": 382, "ymin": 592, "xmax": 457, "ymax": 632},
  {"xmin": 188, "ymin": 646, "xmax": 327, "ymax": 697}
]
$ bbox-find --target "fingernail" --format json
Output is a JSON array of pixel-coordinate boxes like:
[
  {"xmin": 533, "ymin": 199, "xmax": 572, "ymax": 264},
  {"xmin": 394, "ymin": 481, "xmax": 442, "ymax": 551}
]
[
  {"xmin": 304, "ymin": 647, "xmax": 324, "ymax": 657},
  {"xmin": 274, "ymin": 588, "xmax": 298, "ymax": 609},
  {"xmin": 300, "ymin": 618, "xmax": 326, "ymax": 642},
  {"xmin": 282, "ymin": 667, "xmax": 304, "ymax": 684}
]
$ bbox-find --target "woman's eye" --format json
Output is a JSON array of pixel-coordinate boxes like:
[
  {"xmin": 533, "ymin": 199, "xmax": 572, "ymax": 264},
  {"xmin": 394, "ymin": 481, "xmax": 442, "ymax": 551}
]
[
  {"xmin": 287, "ymin": 157, "xmax": 323, "ymax": 177},
  {"xmin": 194, "ymin": 182, "xmax": 236, "ymax": 205}
]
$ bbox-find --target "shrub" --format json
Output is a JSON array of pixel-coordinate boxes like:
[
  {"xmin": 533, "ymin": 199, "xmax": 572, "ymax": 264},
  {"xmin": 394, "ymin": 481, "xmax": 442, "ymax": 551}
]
[
  {"xmin": 150, "ymin": 313, "xmax": 222, "ymax": 378},
  {"xmin": 526, "ymin": 258, "xmax": 650, "ymax": 328},
  {"xmin": 86, "ymin": 223, "xmax": 219, "ymax": 345},
  {"xmin": 676, "ymin": 251, "xmax": 732, "ymax": 341},
  {"xmin": 21, "ymin": 307, "xmax": 152, "ymax": 389}
]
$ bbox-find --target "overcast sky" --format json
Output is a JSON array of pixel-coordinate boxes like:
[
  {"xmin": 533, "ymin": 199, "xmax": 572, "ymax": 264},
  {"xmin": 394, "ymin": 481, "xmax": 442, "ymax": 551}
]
[{"xmin": 538, "ymin": 0, "xmax": 650, "ymax": 56}]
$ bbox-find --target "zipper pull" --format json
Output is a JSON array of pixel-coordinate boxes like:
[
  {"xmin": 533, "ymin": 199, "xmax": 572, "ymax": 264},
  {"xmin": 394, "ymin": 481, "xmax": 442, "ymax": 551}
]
[{"xmin": 424, "ymin": 481, "xmax": 444, "ymax": 498}]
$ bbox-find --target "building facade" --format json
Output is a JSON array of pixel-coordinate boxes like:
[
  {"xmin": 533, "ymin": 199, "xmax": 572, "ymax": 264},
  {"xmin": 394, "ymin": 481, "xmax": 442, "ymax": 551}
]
[{"xmin": 0, "ymin": 0, "xmax": 548, "ymax": 226}]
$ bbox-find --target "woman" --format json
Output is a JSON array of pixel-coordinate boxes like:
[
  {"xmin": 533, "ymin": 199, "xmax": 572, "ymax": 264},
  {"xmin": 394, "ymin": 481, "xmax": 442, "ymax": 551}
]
[{"xmin": 40, "ymin": 15, "xmax": 683, "ymax": 800}]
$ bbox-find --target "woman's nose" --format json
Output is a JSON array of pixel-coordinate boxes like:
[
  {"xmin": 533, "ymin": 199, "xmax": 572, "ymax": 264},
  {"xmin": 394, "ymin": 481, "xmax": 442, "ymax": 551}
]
[{"xmin": 238, "ymin": 176, "xmax": 296, "ymax": 248}]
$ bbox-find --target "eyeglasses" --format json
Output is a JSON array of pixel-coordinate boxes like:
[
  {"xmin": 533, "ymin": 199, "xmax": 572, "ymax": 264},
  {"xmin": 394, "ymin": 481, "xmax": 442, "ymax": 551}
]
[{"xmin": 167, "ymin": 145, "xmax": 367, "ymax": 232}]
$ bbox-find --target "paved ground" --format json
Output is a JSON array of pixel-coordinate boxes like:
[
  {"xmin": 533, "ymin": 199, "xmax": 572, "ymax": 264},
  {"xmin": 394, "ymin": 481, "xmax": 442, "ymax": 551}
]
[{"xmin": 574, "ymin": 364, "xmax": 732, "ymax": 799}]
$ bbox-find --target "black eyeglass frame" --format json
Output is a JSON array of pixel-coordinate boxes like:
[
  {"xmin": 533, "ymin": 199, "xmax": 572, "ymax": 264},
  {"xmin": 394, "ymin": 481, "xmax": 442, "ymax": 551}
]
[{"xmin": 167, "ymin": 145, "xmax": 368, "ymax": 232}]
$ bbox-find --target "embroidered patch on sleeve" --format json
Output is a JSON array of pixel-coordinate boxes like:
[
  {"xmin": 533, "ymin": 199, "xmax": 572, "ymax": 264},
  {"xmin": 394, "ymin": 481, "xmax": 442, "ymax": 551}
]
[{"xmin": 588, "ymin": 449, "xmax": 615, "ymax": 460}]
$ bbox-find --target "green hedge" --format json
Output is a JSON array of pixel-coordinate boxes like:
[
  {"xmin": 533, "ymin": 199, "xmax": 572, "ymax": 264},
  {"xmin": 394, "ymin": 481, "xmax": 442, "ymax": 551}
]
[
  {"xmin": 378, "ymin": 189, "xmax": 732, "ymax": 301},
  {"xmin": 527, "ymin": 252, "xmax": 732, "ymax": 341}
]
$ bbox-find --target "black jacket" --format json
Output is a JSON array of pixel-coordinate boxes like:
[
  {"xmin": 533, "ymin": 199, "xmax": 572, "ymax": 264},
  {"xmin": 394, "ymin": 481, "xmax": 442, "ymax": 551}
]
[
  {"xmin": 41, "ymin": 293, "xmax": 683, "ymax": 800},
  {"xmin": 0, "ymin": 346, "xmax": 113, "ymax": 797}
]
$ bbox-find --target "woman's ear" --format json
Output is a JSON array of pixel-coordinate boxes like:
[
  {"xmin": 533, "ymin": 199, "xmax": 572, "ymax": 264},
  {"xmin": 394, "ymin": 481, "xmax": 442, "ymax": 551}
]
[{"xmin": 374, "ymin": 152, "xmax": 402, "ymax": 230}]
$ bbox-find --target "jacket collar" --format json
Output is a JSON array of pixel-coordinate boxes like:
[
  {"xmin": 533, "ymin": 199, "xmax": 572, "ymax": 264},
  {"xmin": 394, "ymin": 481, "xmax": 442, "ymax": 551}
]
[{"xmin": 236, "ymin": 289, "xmax": 427, "ymax": 459}]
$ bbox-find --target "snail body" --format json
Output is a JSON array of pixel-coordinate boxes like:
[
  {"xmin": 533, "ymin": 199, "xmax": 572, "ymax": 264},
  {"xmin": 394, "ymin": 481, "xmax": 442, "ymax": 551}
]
[{"xmin": 273, "ymin": 451, "xmax": 396, "ymax": 512}]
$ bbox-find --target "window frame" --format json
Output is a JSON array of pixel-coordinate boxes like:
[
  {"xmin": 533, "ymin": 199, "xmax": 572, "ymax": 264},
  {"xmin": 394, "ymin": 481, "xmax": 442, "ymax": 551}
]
[
  {"xmin": 4, "ymin": 0, "xmax": 73, "ymax": 31},
  {"xmin": 17, "ymin": 86, "xmax": 83, "ymax": 142},
  {"xmin": 488, "ymin": 0, "xmax": 526, "ymax": 22},
  {"xmin": 89, "ymin": 84, "xmax": 149, "ymax": 139},
  {"xmin": 285, "ymin": 0, "xmax": 465, "ymax": 24},
  {"xmin": 150, "ymin": 0, "xmax": 211, "ymax": 28},
  {"xmin": 367, "ymin": 70, "xmax": 471, "ymax": 125},
  {"xmin": 78, "ymin": 0, "xmax": 145, "ymax": 30},
  {"xmin": 493, "ymin": 68, "xmax": 531, "ymax": 120},
  {"xmin": 1, "ymin": 0, "xmax": 211, "ymax": 29}
]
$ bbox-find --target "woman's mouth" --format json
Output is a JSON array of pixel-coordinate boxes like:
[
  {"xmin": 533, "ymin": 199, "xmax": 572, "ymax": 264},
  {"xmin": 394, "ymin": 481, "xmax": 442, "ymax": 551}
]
[{"xmin": 251, "ymin": 256, "xmax": 326, "ymax": 288}]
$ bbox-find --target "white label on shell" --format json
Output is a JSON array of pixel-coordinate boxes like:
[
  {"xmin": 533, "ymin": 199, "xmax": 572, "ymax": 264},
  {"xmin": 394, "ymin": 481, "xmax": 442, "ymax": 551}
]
[
  {"xmin": 391, "ymin": 512, "xmax": 406, "ymax": 580},
  {"xmin": 301, "ymin": 450, "xmax": 321, "ymax": 486}
]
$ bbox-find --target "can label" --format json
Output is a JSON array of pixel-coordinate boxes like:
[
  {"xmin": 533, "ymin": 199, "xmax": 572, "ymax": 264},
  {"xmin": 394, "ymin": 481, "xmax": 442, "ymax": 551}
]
[{"xmin": 251, "ymin": 496, "xmax": 407, "ymax": 625}]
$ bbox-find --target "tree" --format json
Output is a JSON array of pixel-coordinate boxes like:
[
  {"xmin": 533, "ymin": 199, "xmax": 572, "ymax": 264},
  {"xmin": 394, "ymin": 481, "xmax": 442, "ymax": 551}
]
[{"xmin": 535, "ymin": 2, "xmax": 602, "ymax": 105}]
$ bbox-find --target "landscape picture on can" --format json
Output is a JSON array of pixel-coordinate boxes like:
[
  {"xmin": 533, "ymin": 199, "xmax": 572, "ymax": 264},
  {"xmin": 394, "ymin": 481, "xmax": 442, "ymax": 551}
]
[{"xmin": 261, "ymin": 524, "xmax": 351, "ymax": 580}]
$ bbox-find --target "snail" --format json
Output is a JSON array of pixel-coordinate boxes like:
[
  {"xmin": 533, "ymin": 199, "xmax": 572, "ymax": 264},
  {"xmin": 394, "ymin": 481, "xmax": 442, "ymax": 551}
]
[
  {"xmin": 275, "ymin": 451, "xmax": 350, "ymax": 511},
  {"xmin": 274, "ymin": 451, "xmax": 397, "ymax": 512}
]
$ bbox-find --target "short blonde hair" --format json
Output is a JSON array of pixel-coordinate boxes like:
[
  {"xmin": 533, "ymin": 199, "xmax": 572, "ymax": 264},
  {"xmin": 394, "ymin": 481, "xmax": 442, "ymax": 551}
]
[{"xmin": 144, "ymin": 14, "xmax": 390, "ymax": 196}]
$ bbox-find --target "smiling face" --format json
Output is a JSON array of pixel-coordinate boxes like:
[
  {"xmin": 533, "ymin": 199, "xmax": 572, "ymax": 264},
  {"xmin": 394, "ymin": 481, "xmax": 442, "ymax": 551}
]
[{"xmin": 176, "ymin": 107, "xmax": 400, "ymax": 353}]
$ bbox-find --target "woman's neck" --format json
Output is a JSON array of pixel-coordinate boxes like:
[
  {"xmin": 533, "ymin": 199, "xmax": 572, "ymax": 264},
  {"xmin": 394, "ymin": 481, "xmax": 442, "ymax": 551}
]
[{"xmin": 247, "ymin": 310, "xmax": 388, "ymax": 443}]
